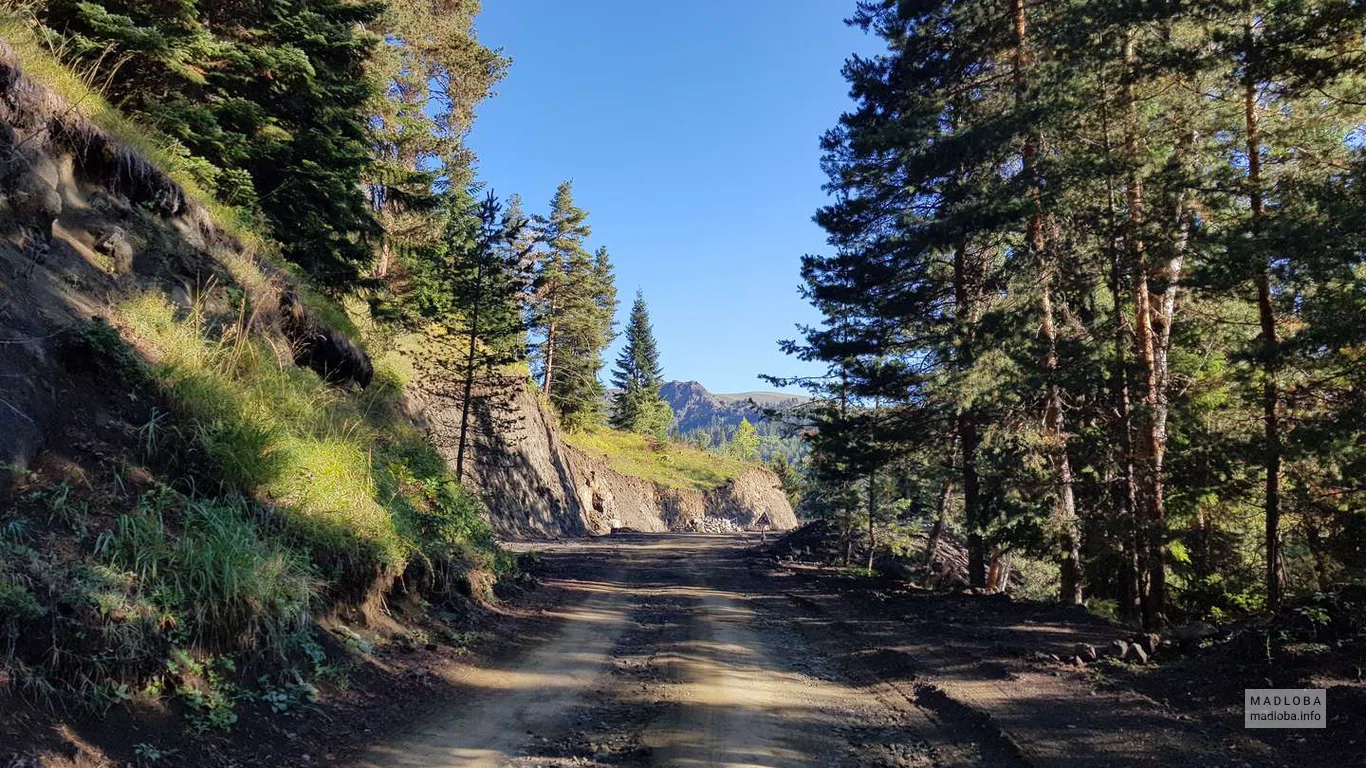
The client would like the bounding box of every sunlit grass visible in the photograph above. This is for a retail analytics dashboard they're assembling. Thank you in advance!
[0,8,265,249]
[117,294,490,572]
[563,427,750,492]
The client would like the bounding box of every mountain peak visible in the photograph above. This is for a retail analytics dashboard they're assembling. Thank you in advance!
[659,380,809,437]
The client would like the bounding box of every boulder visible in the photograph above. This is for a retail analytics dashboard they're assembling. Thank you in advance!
[1073,642,1098,663]
[1108,639,1129,659]
[94,224,133,272]
[1124,643,1150,665]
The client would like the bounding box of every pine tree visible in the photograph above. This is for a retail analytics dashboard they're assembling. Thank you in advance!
[610,291,671,437]
[780,0,1366,624]
[364,0,507,283]
[445,192,533,478]
[41,0,385,287]
[527,183,618,429]
[529,181,589,400]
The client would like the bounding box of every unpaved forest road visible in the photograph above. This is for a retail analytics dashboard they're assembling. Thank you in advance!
[354,535,1261,768]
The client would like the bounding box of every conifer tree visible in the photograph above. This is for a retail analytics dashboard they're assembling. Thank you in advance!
[784,0,1366,625]
[610,291,671,438]
[41,0,385,287]
[364,0,507,282]
[445,192,533,478]
[528,183,617,429]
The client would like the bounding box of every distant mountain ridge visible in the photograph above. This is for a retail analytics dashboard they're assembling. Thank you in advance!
[660,380,809,436]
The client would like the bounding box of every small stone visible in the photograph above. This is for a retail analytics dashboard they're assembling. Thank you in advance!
[1072,656,1086,667]
[1109,639,1129,658]
[1126,644,1150,664]
[1138,633,1161,655]
[1074,643,1098,662]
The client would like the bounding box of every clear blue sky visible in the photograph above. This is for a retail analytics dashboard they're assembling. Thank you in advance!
[467,1,880,394]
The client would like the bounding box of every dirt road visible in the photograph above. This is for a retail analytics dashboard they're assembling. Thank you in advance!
[352,535,1262,768]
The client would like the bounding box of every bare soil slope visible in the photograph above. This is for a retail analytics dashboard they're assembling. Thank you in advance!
[406,380,798,538]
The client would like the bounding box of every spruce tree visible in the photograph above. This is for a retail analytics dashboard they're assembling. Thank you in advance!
[610,291,671,438]
[41,0,384,287]
[445,192,533,477]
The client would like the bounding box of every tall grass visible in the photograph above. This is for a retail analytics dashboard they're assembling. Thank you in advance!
[117,294,494,579]
[564,427,751,492]
[101,492,315,651]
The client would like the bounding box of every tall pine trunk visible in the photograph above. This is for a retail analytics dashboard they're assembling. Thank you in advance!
[1122,30,1166,628]
[953,239,987,588]
[866,470,877,572]
[1098,61,1143,623]
[541,295,557,396]
[455,262,485,480]
[1013,0,1082,605]
[924,435,958,567]
[1243,5,1283,612]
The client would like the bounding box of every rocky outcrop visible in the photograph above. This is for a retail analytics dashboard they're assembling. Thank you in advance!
[406,376,799,538]
[280,290,373,389]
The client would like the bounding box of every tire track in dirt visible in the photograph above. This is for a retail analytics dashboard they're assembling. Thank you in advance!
[354,535,1241,768]
[353,548,637,768]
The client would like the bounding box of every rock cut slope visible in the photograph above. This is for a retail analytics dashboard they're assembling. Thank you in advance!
[407,378,799,538]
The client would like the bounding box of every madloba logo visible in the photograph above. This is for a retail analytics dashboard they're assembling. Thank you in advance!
[1248,694,1322,706]
[1245,688,1326,729]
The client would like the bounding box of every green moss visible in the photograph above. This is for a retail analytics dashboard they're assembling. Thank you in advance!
[563,427,751,492]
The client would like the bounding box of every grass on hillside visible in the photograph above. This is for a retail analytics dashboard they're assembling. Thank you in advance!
[0,14,515,727]
[563,427,751,492]
[0,8,264,247]
[117,294,498,575]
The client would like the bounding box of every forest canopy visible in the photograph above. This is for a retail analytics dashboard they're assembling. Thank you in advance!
[778,0,1366,628]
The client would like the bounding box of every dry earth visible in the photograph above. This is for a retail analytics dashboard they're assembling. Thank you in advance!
[347,534,1321,768]
[9,533,1358,767]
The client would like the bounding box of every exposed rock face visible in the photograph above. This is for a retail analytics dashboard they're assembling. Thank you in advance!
[280,290,373,389]
[660,379,808,434]
[407,377,799,538]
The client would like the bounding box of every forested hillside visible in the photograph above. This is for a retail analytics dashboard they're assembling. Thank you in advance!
[779,0,1366,628]
[0,0,777,752]
[5,0,1366,764]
